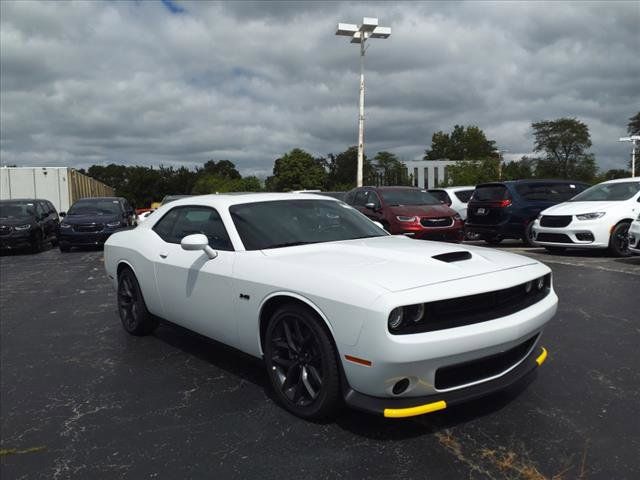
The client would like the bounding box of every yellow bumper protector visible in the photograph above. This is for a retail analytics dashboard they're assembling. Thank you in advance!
[536,347,548,366]
[384,400,447,418]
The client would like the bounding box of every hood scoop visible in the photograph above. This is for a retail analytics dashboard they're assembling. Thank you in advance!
[431,251,472,263]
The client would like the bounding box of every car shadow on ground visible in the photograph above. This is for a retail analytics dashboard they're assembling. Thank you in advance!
[151,318,534,439]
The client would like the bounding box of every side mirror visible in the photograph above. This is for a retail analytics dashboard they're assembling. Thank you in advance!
[59,212,66,217]
[181,233,218,259]
[365,202,377,211]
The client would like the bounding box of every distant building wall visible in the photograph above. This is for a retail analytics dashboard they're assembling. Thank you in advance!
[403,159,457,189]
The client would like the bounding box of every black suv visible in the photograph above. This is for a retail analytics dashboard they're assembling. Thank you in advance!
[465,179,589,246]
[58,197,135,252]
[0,199,60,253]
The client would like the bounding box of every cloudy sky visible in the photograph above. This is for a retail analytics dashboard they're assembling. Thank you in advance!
[1,0,638,177]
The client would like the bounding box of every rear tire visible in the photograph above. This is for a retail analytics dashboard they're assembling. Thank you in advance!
[484,236,502,245]
[608,221,631,257]
[264,303,341,420]
[117,268,158,336]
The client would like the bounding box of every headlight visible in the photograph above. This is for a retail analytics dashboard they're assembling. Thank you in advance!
[59,223,71,229]
[14,224,31,231]
[388,303,425,331]
[106,221,122,228]
[396,216,417,222]
[576,212,605,220]
[388,307,404,330]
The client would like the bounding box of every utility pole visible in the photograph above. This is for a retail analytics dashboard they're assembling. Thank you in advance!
[336,18,391,187]
[619,136,640,177]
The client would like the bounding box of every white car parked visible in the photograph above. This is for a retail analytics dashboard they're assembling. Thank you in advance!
[104,193,556,420]
[532,178,640,256]
[428,186,475,220]
[628,215,640,255]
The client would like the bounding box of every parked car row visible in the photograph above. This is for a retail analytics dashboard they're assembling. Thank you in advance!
[0,196,135,253]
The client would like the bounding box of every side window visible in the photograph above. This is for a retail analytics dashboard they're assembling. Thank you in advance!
[46,201,56,214]
[353,190,367,207]
[36,202,46,218]
[367,191,382,209]
[344,190,355,204]
[152,206,233,251]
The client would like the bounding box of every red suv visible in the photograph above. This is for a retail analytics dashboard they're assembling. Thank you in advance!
[345,186,464,242]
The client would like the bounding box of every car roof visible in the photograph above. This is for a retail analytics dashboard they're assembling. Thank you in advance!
[159,192,342,209]
[476,179,589,187]
[74,196,123,201]
[429,186,475,191]
[598,177,640,184]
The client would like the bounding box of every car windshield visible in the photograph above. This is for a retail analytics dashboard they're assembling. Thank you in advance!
[379,189,439,206]
[0,201,36,219]
[161,195,191,205]
[68,200,122,215]
[515,182,588,202]
[568,181,640,201]
[230,200,387,250]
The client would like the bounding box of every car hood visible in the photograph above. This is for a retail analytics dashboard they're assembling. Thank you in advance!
[541,201,625,215]
[63,214,120,224]
[388,204,455,217]
[261,236,537,292]
[0,217,35,226]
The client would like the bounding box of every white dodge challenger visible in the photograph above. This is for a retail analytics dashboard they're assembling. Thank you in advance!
[104,193,557,419]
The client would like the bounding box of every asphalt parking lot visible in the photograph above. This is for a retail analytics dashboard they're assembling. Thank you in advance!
[1,243,639,479]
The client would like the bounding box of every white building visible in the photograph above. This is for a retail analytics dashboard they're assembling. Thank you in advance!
[404,159,457,189]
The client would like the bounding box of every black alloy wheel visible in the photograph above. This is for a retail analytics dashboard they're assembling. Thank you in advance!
[609,222,631,257]
[117,268,157,336]
[264,304,341,419]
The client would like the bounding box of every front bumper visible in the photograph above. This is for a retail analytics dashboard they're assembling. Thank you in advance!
[345,346,547,417]
[531,219,610,248]
[58,229,116,246]
[0,232,34,249]
[395,221,464,242]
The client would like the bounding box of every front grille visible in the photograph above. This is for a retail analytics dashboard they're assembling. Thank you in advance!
[0,226,11,236]
[435,335,538,390]
[73,224,103,233]
[391,274,551,335]
[536,232,573,243]
[540,215,572,228]
[420,217,453,228]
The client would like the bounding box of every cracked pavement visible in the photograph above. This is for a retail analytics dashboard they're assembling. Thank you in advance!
[1,244,639,479]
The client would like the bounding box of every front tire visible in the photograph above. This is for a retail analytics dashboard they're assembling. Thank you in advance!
[264,304,341,420]
[117,268,157,336]
[522,222,536,247]
[609,221,631,257]
[30,231,44,253]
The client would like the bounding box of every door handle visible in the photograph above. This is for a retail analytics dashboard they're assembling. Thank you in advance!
[159,253,168,259]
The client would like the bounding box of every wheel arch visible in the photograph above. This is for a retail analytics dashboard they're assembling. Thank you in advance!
[257,292,336,357]
[116,260,137,278]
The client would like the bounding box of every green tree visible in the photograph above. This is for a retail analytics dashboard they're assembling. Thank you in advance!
[425,125,496,160]
[597,169,631,182]
[446,159,500,186]
[373,151,411,186]
[531,118,596,180]
[628,112,640,136]
[265,148,327,191]
[325,146,375,190]
[501,156,535,180]
[202,159,241,180]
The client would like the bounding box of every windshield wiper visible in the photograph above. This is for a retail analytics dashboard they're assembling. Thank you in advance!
[264,241,316,249]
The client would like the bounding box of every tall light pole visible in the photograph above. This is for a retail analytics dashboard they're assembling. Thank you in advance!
[619,135,640,178]
[336,17,391,187]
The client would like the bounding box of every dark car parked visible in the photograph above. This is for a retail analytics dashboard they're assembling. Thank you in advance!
[58,197,135,252]
[465,179,590,246]
[0,199,59,253]
[345,186,464,242]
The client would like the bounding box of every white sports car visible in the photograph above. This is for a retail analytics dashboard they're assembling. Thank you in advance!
[104,193,557,419]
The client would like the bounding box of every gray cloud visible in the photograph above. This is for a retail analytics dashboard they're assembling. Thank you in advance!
[1,0,638,178]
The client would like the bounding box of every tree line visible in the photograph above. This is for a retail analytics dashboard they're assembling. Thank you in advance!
[82,112,639,207]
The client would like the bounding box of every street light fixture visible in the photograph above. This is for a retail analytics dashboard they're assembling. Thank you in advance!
[336,17,391,187]
[619,136,640,178]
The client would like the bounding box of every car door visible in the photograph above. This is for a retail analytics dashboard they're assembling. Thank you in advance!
[151,205,237,346]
